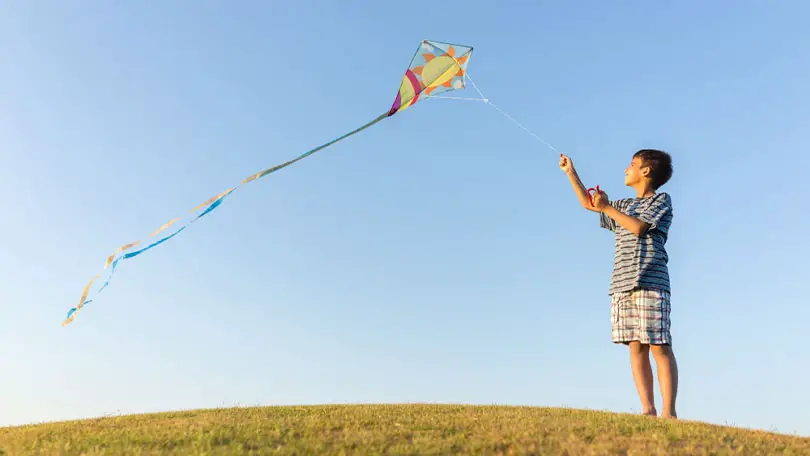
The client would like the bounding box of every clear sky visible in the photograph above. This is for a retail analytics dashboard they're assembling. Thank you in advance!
[2,1,809,436]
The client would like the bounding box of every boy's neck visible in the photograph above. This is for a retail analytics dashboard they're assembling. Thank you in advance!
[631,183,656,198]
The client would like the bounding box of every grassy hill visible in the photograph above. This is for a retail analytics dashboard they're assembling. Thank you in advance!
[1,404,808,455]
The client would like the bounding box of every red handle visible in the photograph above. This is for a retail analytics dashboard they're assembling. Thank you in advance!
[586,185,601,206]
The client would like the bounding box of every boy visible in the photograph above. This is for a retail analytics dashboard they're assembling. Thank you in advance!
[559,149,679,419]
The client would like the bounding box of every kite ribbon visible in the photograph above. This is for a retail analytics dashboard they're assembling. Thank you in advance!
[62,112,389,326]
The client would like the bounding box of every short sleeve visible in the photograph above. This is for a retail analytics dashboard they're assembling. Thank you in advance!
[638,193,673,234]
[599,199,622,232]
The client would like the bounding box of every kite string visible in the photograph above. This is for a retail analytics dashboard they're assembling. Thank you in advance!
[464,72,563,155]
[484,100,562,155]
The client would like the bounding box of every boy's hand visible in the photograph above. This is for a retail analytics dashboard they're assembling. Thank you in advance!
[559,154,574,174]
[592,189,609,210]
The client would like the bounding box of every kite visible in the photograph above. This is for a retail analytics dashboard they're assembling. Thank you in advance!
[62,40,478,326]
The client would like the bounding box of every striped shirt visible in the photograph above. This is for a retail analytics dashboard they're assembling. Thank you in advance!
[600,192,673,295]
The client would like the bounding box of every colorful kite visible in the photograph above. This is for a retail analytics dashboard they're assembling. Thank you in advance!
[62,40,476,326]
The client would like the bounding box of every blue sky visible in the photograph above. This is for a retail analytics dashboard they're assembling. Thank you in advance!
[2,0,809,436]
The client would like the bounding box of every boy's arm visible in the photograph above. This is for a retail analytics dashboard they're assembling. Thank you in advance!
[565,169,599,212]
[600,204,650,236]
[599,192,672,237]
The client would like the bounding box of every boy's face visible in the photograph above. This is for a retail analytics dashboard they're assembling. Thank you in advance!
[624,157,649,186]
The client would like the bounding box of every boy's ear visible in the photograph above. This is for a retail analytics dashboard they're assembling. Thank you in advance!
[641,166,651,177]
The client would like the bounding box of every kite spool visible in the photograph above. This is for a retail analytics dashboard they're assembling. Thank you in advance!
[587,185,602,207]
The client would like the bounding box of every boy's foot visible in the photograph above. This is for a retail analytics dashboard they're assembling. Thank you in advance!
[642,408,657,417]
[661,412,678,419]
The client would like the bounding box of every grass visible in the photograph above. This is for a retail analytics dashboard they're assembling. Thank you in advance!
[1,404,808,455]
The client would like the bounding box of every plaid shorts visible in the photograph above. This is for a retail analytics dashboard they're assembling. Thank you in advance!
[610,288,672,345]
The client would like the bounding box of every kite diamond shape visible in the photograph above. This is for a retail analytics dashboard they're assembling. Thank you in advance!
[389,40,474,116]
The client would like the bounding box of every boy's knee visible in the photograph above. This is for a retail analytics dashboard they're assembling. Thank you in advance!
[628,341,650,354]
[650,344,673,356]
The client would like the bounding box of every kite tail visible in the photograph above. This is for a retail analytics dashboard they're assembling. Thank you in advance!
[63,112,389,326]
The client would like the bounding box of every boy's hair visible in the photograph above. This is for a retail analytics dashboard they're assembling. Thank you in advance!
[634,149,673,190]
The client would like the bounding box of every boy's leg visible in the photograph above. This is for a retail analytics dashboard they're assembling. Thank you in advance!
[628,341,656,416]
[650,344,678,418]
